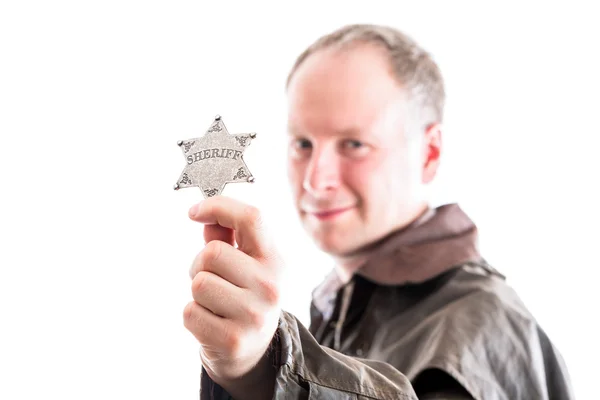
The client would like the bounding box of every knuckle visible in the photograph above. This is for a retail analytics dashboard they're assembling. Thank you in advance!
[243,204,262,228]
[183,301,196,325]
[182,302,214,346]
[258,279,280,305]
[202,240,222,265]
[191,271,210,294]
[223,325,241,354]
[246,307,265,327]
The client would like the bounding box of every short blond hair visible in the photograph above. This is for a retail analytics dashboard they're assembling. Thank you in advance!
[286,24,445,131]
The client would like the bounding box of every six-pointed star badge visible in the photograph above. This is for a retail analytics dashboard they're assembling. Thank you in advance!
[174,115,256,198]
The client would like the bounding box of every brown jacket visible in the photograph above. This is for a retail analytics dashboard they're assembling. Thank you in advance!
[200,204,575,399]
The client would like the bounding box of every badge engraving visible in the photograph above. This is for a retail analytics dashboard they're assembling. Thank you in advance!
[174,115,256,198]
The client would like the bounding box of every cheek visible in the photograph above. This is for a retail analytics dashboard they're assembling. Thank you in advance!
[341,158,381,200]
[343,153,407,207]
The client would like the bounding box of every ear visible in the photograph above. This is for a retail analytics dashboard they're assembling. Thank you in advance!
[421,122,442,184]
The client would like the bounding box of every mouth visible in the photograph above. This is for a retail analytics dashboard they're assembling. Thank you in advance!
[305,206,354,221]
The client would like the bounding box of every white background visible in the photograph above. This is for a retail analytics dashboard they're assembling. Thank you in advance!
[1,1,598,399]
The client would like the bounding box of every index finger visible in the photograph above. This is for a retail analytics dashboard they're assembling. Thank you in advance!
[188,196,271,259]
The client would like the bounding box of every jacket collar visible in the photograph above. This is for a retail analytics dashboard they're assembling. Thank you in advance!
[312,203,484,314]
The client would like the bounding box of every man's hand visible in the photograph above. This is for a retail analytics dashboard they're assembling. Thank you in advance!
[183,196,283,399]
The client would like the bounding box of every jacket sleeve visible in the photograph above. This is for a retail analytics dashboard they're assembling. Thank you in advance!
[418,393,474,400]
[200,310,418,399]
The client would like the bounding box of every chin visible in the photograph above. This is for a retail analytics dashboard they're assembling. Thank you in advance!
[306,228,352,255]
[300,209,361,254]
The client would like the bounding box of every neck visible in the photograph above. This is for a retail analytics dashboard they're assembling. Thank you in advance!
[332,203,432,283]
[311,202,483,316]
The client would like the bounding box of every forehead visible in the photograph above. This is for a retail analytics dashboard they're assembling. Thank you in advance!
[286,43,408,137]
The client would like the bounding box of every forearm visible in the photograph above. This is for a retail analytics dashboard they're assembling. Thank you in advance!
[200,310,417,399]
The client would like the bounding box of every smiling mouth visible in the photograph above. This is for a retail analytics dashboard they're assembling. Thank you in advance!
[307,207,354,221]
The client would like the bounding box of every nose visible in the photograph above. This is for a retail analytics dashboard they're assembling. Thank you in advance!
[302,145,340,195]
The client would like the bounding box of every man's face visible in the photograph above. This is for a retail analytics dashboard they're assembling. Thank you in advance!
[286,44,432,256]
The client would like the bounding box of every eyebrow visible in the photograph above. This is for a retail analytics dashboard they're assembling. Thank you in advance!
[287,125,365,138]
[335,127,363,137]
[286,125,299,135]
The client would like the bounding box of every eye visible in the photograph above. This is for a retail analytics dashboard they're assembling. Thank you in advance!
[288,138,312,159]
[343,140,364,149]
[295,138,312,149]
[340,139,370,158]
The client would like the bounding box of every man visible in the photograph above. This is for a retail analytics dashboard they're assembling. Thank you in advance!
[183,24,574,399]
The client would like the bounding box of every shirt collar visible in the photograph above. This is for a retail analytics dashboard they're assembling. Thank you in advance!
[311,203,484,314]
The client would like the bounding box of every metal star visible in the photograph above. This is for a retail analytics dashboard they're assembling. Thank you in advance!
[174,115,256,198]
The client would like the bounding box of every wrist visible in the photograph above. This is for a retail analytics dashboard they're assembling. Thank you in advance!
[213,330,281,400]
[219,352,278,400]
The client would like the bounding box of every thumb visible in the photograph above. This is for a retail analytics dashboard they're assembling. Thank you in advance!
[204,224,235,246]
